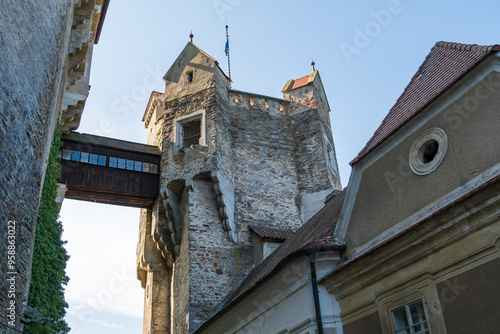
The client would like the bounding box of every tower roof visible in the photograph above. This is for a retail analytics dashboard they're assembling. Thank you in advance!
[350,41,500,166]
[281,70,318,92]
[163,42,231,83]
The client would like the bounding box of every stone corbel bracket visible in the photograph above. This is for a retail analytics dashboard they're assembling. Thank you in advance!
[211,171,238,242]
[155,187,182,262]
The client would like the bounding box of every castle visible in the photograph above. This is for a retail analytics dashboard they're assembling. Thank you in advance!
[1,2,499,333]
[136,42,342,333]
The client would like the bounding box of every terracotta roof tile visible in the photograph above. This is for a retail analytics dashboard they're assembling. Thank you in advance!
[350,41,500,166]
[288,74,311,90]
[248,225,295,241]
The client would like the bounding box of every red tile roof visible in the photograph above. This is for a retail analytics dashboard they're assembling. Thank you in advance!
[282,71,318,92]
[350,41,500,166]
[229,190,346,303]
[249,225,295,241]
[195,190,346,332]
[288,74,311,90]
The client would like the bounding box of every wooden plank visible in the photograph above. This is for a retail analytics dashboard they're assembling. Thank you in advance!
[60,161,159,197]
[65,185,155,208]
[62,132,161,156]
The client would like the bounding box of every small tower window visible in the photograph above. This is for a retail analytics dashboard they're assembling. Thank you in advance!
[182,119,201,148]
[187,71,194,83]
[174,109,207,154]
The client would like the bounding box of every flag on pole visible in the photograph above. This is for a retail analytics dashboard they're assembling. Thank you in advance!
[225,25,231,82]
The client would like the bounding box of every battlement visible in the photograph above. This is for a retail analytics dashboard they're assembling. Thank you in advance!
[229,89,290,115]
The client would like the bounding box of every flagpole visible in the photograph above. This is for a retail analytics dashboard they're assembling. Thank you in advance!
[225,24,231,87]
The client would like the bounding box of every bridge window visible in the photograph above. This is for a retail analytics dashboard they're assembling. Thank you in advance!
[71,151,80,162]
[60,148,159,174]
[98,156,106,166]
[89,154,98,164]
[81,152,89,163]
[62,149,71,160]
[118,158,126,169]
[109,157,118,168]
[149,164,158,174]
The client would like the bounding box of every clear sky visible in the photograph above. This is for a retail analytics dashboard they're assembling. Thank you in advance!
[59,0,499,332]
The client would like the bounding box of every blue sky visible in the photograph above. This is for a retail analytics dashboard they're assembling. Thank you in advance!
[59,1,500,332]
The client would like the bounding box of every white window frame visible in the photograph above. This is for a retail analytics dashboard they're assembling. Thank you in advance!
[173,109,206,154]
[390,299,430,334]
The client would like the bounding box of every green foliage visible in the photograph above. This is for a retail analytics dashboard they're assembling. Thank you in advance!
[26,125,70,334]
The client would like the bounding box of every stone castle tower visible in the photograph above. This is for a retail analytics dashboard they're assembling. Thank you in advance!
[136,42,341,333]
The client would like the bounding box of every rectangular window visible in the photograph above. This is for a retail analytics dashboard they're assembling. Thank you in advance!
[118,158,126,169]
[98,155,106,166]
[109,157,118,168]
[134,161,142,171]
[174,109,206,154]
[71,151,80,162]
[126,160,134,170]
[391,300,429,334]
[150,164,158,174]
[62,149,71,160]
[80,152,89,163]
[182,120,201,148]
[89,154,98,165]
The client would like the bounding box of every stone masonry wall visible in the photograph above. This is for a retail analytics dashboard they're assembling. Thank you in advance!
[187,180,253,330]
[141,45,341,332]
[159,88,218,182]
[229,93,302,238]
[292,109,337,194]
[0,0,73,330]
[172,188,190,334]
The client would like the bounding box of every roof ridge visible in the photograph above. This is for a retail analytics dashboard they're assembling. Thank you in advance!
[189,42,218,64]
[434,41,500,53]
[350,40,498,166]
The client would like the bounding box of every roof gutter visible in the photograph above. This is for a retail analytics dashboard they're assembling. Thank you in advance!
[309,253,324,334]
[94,0,110,44]
[193,244,346,333]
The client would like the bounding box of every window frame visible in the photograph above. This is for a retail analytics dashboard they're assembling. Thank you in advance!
[390,299,430,334]
[173,109,206,154]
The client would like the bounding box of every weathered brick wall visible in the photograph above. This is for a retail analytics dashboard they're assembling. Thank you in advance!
[0,0,73,330]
